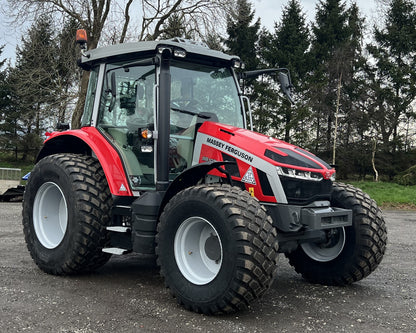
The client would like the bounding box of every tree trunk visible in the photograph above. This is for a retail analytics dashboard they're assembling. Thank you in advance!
[372,138,379,182]
[71,35,97,129]
[71,71,90,129]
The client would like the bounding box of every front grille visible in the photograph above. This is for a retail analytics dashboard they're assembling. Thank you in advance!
[279,177,332,205]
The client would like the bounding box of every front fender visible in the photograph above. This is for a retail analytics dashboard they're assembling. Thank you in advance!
[161,161,234,212]
[37,127,132,196]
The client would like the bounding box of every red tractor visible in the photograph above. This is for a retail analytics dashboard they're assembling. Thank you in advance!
[22,32,387,314]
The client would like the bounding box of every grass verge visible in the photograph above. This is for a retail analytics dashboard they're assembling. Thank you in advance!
[0,153,34,184]
[346,181,416,210]
[1,153,415,211]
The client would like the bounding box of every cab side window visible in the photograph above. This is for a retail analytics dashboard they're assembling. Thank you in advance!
[98,63,156,189]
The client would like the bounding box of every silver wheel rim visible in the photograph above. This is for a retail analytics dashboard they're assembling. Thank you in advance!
[174,217,223,285]
[301,227,346,262]
[33,182,68,249]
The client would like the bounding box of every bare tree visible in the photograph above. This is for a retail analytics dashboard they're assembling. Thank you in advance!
[6,0,112,128]
[6,0,232,128]
[137,0,230,41]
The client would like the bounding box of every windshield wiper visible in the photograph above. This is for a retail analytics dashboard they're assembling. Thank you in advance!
[170,107,210,119]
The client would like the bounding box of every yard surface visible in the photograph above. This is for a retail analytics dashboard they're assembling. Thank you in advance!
[0,202,415,332]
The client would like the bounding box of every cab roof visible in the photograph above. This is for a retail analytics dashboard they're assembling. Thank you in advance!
[79,38,240,67]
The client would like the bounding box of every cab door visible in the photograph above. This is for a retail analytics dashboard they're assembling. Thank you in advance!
[97,63,156,191]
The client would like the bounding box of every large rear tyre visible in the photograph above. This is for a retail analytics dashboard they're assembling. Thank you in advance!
[22,154,112,275]
[156,184,279,314]
[286,182,387,285]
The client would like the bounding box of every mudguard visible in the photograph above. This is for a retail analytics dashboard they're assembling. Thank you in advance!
[37,127,133,196]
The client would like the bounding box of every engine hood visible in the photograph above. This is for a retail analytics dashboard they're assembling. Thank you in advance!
[196,121,335,180]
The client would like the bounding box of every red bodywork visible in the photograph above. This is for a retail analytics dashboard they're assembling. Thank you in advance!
[43,127,133,196]
[42,122,334,202]
[195,122,335,203]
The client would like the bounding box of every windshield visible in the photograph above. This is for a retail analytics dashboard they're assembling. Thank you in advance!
[170,61,244,132]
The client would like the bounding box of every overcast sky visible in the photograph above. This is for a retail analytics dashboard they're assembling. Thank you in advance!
[0,0,385,65]
[254,0,382,30]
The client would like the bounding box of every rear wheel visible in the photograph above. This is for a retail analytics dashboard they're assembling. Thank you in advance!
[156,184,279,314]
[286,182,387,285]
[22,154,112,275]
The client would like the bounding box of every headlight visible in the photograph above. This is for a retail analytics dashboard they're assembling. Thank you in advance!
[276,166,323,181]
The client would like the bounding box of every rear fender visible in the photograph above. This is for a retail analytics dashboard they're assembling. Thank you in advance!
[37,127,132,196]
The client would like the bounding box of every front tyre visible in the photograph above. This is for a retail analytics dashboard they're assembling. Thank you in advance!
[22,154,112,275]
[286,182,387,286]
[156,185,279,314]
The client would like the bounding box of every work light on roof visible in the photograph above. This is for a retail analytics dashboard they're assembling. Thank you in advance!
[173,49,187,58]
[232,59,245,69]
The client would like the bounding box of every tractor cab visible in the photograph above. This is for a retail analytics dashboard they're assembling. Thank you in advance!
[78,38,246,192]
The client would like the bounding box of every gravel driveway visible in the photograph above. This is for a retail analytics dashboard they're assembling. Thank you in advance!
[0,202,415,332]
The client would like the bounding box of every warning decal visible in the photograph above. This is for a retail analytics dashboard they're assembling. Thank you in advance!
[241,166,256,185]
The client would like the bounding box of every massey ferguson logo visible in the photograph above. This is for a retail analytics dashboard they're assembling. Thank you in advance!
[206,137,254,163]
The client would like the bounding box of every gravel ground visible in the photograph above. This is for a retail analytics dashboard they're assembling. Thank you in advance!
[0,202,415,332]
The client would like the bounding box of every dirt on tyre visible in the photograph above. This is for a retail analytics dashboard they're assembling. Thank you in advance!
[156,184,279,314]
[22,154,112,275]
[286,182,387,285]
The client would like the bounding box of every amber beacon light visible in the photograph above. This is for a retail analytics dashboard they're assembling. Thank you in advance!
[76,29,88,48]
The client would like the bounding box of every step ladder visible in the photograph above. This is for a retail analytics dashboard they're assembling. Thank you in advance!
[102,226,131,255]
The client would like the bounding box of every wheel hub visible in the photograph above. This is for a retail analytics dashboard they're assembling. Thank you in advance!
[301,227,346,262]
[33,182,68,249]
[174,217,223,285]
[204,234,221,262]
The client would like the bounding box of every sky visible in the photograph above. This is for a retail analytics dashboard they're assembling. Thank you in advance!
[253,0,382,30]
[0,0,384,65]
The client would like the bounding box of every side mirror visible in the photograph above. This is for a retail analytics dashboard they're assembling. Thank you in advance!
[239,68,295,104]
[278,72,294,104]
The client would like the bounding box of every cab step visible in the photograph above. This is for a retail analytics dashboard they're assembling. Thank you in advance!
[104,226,132,254]
[106,226,131,232]
[102,247,130,255]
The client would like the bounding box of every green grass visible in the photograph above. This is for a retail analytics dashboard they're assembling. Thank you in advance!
[0,153,34,184]
[346,181,416,209]
[1,151,414,210]
[0,160,34,177]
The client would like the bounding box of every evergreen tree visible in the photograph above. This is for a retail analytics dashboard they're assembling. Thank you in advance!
[307,0,357,155]
[16,15,57,123]
[366,0,416,156]
[0,46,5,68]
[54,18,80,124]
[224,0,261,131]
[224,0,260,71]
[0,46,8,112]
[7,16,57,160]
[0,47,14,151]
[258,0,310,142]
[203,32,223,51]
[159,13,192,40]
[334,3,371,177]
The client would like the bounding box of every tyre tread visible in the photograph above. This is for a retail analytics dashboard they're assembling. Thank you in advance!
[156,184,279,314]
[286,182,387,286]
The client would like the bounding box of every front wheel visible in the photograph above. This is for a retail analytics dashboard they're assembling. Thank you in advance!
[286,182,387,286]
[156,185,279,314]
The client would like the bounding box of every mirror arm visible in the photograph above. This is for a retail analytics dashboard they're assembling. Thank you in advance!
[238,68,280,80]
[239,68,294,104]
